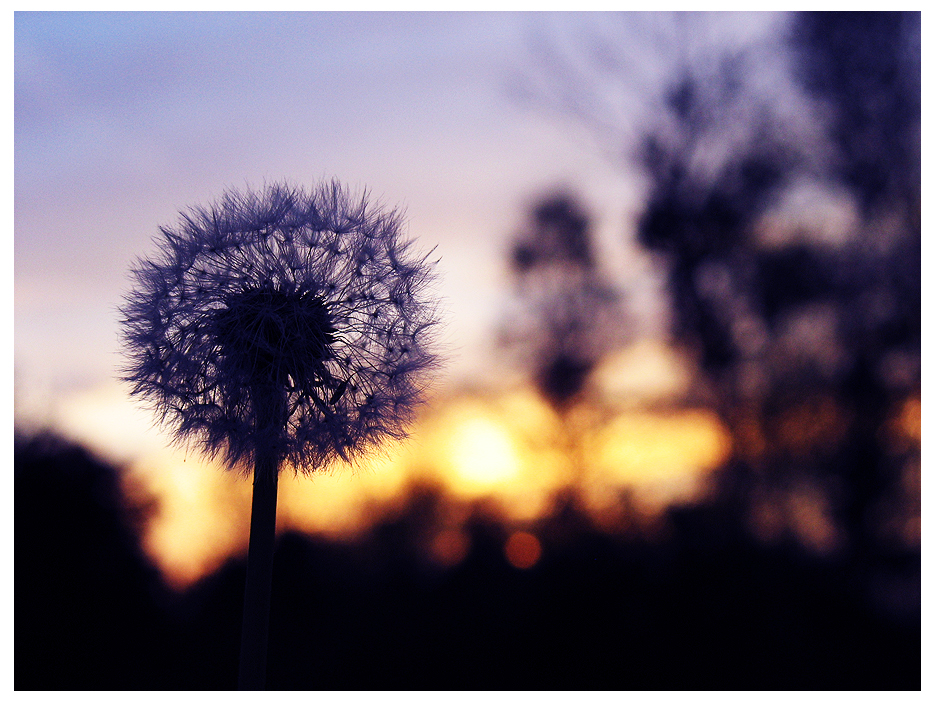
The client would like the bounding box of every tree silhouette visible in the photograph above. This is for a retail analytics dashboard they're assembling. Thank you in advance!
[519,12,920,560]
[635,12,920,559]
[497,190,630,496]
[15,432,173,689]
[501,191,623,412]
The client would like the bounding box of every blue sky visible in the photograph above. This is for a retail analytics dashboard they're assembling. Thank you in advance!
[14,11,786,461]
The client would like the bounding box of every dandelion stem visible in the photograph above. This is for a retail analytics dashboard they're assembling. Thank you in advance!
[120,181,440,689]
[237,451,279,690]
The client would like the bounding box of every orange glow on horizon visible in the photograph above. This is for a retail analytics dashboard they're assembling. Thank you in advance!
[128,450,253,590]
[417,392,571,521]
[448,415,521,490]
[126,388,733,589]
[593,409,731,484]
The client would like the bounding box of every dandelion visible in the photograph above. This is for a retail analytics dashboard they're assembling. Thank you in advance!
[119,180,440,689]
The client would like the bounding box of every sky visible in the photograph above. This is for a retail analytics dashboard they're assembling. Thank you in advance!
[14,11,794,585]
[15,12,645,433]
[14,10,791,435]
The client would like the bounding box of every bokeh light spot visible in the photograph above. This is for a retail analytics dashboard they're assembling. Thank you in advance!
[505,531,542,569]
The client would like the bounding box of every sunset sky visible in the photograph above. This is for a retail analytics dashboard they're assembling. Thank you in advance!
[13,16,921,693]
[15,11,791,585]
[15,10,788,432]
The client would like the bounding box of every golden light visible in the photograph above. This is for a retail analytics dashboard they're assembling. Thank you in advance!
[449,414,520,489]
[419,392,570,520]
[277,446,411,538]
[589,409,732,511]
[128,450,252,590]
[53,382,256,589]
[121,387,735,587]
[594,410,730,480]
[47,354,738,589]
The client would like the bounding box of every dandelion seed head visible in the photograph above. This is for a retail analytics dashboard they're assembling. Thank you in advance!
[120,181,441,476]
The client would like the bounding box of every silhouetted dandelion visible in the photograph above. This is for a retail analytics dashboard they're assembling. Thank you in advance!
[119,180,441,689]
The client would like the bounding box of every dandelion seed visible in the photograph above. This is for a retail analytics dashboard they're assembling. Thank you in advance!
[118,180,441,689]
[119,180,440,477]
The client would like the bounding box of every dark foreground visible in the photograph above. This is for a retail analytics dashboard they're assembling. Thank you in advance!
[15,433,920,690]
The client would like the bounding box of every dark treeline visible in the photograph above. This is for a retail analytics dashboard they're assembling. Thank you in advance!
[508,10,920,579]
[634,11,920,566]
[15,432,919,690]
